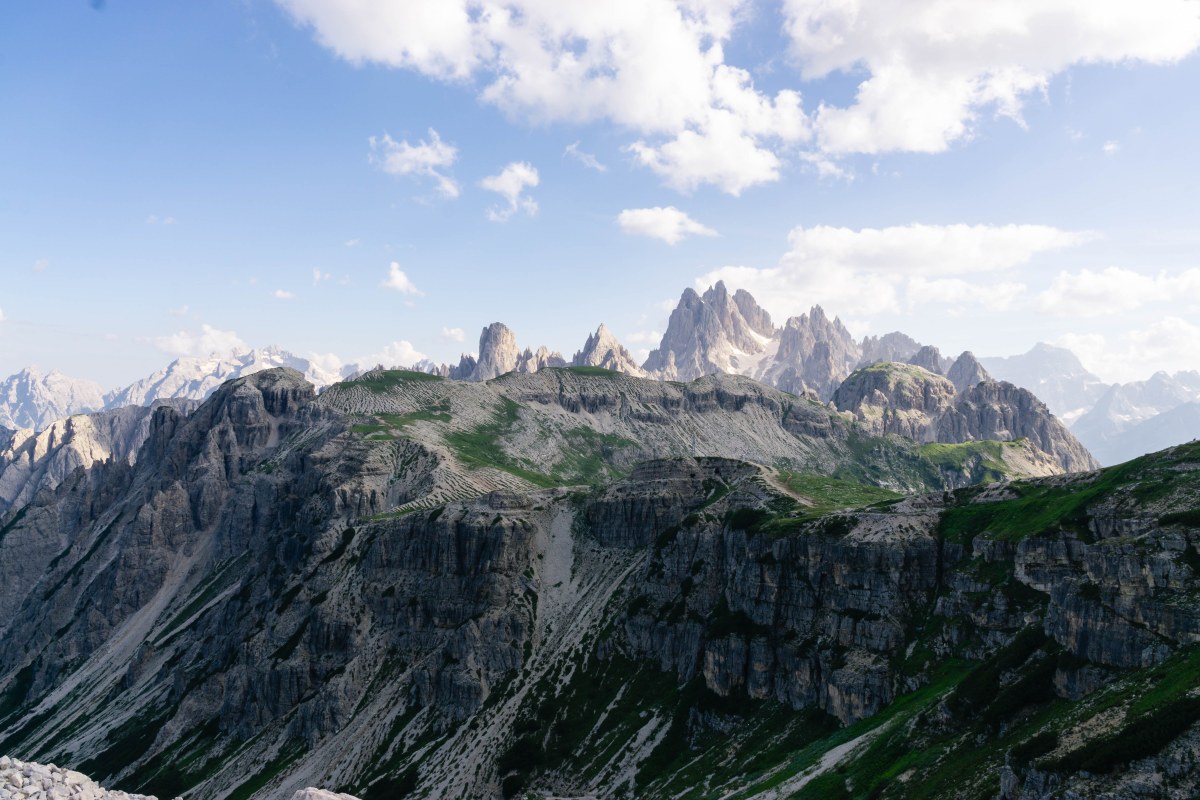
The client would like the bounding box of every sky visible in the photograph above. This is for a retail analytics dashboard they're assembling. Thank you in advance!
[2,0,1200,388]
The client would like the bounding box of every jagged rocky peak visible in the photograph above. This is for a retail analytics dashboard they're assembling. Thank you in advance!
[907,345,945,375]
[643,281,776,381]
[104,346,349,411]
[0,366,106,430]
[732,287,775,338]
[762,305,861,400]
[519,345,567,373]
[946,351,990,392]
[572,324,646,375]
[859,331,922,366]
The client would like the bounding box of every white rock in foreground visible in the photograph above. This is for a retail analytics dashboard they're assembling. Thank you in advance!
[0,756,159,800]
[0,756,361,800]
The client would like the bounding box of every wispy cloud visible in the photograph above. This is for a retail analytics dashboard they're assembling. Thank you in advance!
[381,262,422,294]
[480,162,539,221]
[369,128,460,198]
[441,326,465,342]
[617,206,716,245]
[564,142,606,172]
[1038,267,1200,317]
[273,289,297,300]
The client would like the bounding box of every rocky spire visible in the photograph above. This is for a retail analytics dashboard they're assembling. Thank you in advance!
[572,324,646,375]
[946,351,991,392]
[907,345,945,375]
[759,305,861,400]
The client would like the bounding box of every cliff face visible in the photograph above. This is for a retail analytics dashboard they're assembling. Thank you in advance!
[0,369,1194,800]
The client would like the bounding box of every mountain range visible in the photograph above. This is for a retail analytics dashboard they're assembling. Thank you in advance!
[0,365,1197,799]
[2,282,1196,466]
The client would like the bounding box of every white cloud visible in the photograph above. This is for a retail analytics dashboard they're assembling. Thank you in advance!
[701,262,901,317]
[169,304,190,317]
[312,268,332,284]
[1102,140,1120,156]
[1059,317,1200,383]
[355,340,428,369]
[628,106,794,195]
[276,0,1200,189]
[276,0,811,194]
[906,277,1026,312]
[564,142,607,172]
[480,161,539,221]
[784,0,1200,155]
[273,289,297,300]
[1038,267,1200,317]
[154,324,248,358]
[32,259,48,272]
[0,307,6,323]
[369,128,460,198]
[344,238,360,247]
[441,326,465,342]
[145,214,176,225]
[617,206,717,245]
[699,222,1086,318]
[381,262,422,294]
[307,351,346,375]
[783,223,1088,276]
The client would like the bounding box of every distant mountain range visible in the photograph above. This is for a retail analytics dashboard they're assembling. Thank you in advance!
[2,282,1196,465]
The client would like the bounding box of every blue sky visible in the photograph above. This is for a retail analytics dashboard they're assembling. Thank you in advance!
[2,0,1200,387]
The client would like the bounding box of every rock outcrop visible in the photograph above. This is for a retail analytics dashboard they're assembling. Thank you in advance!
[939,380,1100,472]
[859,331,922,366]
[833,363,958,441]
[834,363,1100,472]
